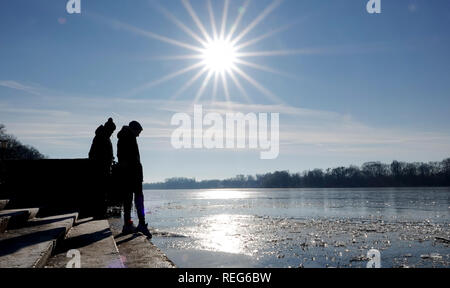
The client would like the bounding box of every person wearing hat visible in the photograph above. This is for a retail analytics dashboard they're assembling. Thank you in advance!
[89,118,117,218]
[89,118,116,171]
[117,121,152,238]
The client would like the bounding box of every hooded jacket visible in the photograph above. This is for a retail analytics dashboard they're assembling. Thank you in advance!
[117,126,143,183]
[89,125,114,173]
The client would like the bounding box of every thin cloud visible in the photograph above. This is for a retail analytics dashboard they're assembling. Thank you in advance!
[2,82,449,161]
[0,106,72,118]
[0,80,42,96]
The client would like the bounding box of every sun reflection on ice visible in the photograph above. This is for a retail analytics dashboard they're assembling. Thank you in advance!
[195,189,252,200]
[195,214,251,255]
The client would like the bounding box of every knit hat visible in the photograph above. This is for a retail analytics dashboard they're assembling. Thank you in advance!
[129,121,143,132]
[104,118,116,131]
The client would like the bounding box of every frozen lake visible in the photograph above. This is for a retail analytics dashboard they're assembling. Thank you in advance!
[136,187,450,268]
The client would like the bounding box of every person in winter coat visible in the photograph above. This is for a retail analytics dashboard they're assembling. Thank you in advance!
[117,121,152,238]
[89,118,116,174]
[88,118,116,218]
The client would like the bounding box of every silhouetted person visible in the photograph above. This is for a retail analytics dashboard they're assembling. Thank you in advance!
[89,118,116,172]
[89,118,116,218]
[117,121,152,238]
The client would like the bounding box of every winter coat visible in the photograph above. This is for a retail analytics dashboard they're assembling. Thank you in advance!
[89,125,114,174]
[117,126,143,183]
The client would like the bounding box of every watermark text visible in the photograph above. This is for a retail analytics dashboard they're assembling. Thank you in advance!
[66,0,81,14]
[171,105,280,160]
[367,0,381,14]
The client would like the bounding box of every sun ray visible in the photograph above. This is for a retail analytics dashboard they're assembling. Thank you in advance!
[171,66,209,101]
[226,0,251,42]
[227,69,252,104]
[220,72,231,104]
[154,2,208,47]
[182,0,213,42]
[220,0,230,39]
[212,72,220,105]
[231,64,282,104]
[232,0,283,45]
[100,15,204,53]
[231,0,283,46]
[127,62,204,97]
[234,21,295,50]
[234,58,293,78]
[236,49,317,57]
[150,54,204,61]
[207,0,219,40]
[193,70,214,104]
[110,0,298,106]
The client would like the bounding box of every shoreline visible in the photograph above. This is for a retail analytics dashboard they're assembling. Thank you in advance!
[108,217,176,268]
[143,186,450,191]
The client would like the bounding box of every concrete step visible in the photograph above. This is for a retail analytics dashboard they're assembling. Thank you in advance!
[0,208,39,230]
[45,219,124,268]
[108,218,176,268]
[0,216,10,234]
[0,200,9,211]
[0,213,78,268]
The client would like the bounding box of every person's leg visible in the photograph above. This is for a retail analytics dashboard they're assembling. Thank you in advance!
[134,182,146,225]
[96,173,108,219]
[123,188,133,224]
[134,182,152,238]
[122,182,136,234]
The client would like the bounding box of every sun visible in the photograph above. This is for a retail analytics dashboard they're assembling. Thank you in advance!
[202,38,238,73]
[122,0,291,104]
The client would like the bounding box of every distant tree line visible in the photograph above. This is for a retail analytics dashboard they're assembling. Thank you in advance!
[144,158,450,189]
[1,123,449,189]
[0,124,45,161]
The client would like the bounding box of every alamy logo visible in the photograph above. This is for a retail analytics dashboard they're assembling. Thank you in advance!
[66,249,81,268]
[66,0,81,14]
[367,0,381,14]
[171,105,280,160]
[367,249,381,268]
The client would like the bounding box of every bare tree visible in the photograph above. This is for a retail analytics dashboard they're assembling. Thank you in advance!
[0,124,45,160]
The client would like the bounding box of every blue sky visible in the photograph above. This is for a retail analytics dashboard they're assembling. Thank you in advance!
[1,0,450,182]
